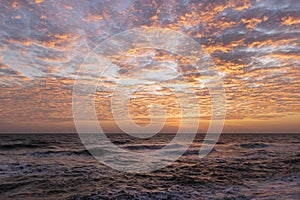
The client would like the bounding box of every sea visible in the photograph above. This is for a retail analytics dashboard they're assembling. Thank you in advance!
[0,133,299,200]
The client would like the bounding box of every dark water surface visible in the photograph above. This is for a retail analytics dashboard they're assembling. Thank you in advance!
[0,133,299,199]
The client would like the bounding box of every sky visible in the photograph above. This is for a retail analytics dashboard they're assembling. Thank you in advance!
[0,0,299,133]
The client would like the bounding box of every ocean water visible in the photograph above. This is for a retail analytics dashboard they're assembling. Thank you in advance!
[0,133,299,200]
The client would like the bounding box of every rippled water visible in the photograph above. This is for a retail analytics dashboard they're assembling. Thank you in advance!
[0,133,299,199]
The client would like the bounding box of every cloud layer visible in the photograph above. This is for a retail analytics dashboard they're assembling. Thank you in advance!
[0,0,299,132]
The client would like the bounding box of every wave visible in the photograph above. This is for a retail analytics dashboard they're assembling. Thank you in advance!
[26,150,91,157]
[283,154,300,165]
[123,145,165,151]
[240,143,269,149]
[0,143,44,150]
[183,148,216,156]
